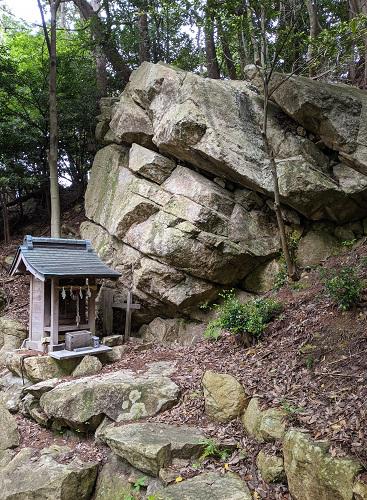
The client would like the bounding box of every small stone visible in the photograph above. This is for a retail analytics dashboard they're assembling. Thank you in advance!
[297,231,339,267]
[72,356,103,377]
[39,366,179,431]
[99,345,128,364]
[242,399,286,442]
[213,177,226,188]
[334,226,355,242]
[259,408,287,441]
[243,259,281,293]
[242,398,263,440]
[21,394,50,427]
[256,450,285,483]
[101,335,123,347]
[202,370,248,422]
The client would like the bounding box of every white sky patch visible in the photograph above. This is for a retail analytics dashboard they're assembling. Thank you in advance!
[1,0,47,24]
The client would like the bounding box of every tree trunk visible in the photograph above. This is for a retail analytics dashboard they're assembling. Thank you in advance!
[262,80,297,280]
[38,0,61,237]
[73,0,132,86]
[59,1,66,28]
[204,3,220,79]
[205,17,220,80]
[217,17,237,79]
[306,0,321,77]
[1,192,10,244]
[91,0,108,97]
[138,3,151,64]
[49,0,61,238]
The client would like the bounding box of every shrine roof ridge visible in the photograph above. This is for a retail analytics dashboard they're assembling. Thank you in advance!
[9,235,121,280]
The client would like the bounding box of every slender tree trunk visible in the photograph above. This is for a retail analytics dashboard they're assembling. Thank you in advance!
[49,0,61,237]
[217,17,237,79]
[73,0,132,86]
[91,0,108,96]
[59,1,66,28]
[38,0,61,237]
[1,192,10,244]
[262,80,297,280]
[204,5,220,79]
[137,1,151,64]
[306,0,321,77]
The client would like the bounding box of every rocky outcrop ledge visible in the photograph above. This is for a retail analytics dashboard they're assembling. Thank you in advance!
[82,62,367,324]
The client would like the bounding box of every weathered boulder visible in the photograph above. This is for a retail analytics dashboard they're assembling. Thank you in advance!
[243,258,281,292]
[246,67,367,183]
[94,454,135,500]
[0,318,27,366]
[0,446,98,500]
[6,352,77,383]
[297,230,339,267]
[24,378,60,399]
[23,355,77,383]
[39,363,180,431]
[0,402,19,450]
[0,372,31,412]
[102,422,205,476]
[139,317,205,345]
[87,61,367,324]
[156,472,252,499]
[242,398,286,442]
[72,355,103,377]
[283,429,361,500]
[21,393,50,427]
[202,370,248,422]
[101,335,123,347]
[256,450,285,483]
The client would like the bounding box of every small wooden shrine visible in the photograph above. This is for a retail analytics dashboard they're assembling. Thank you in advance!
[10,235,121,357]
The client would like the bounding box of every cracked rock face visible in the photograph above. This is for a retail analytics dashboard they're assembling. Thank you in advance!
[82,142,279,322]
[84,62,367,323]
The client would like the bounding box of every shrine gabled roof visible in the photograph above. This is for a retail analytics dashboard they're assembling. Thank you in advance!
[9,235,121,281]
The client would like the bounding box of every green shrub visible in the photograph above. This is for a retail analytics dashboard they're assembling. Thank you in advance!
[323,266,363,310]
[204,291,282,342]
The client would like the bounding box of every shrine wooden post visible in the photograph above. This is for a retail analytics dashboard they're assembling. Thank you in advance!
[112,291,141,341]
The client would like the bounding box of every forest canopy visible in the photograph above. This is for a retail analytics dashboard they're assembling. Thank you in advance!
[0,0,367,240]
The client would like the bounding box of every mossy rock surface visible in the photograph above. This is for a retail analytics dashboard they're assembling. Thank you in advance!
[283,429,362,500]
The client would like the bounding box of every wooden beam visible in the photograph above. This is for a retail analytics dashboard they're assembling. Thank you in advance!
[88,278,96,334]
[113,301,141,310]
[102,288,114,336]
[124,291,133,343]
[50,278,59,350]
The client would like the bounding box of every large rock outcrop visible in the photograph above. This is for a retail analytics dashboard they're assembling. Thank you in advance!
[0,446,98,500]
[83,62,367,325]
[39,362,179,431]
